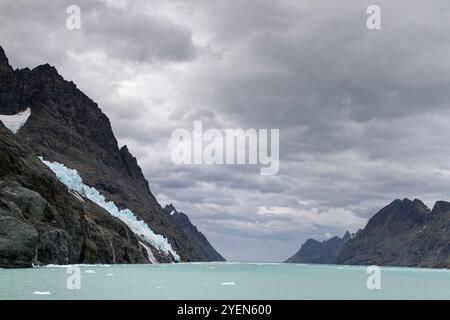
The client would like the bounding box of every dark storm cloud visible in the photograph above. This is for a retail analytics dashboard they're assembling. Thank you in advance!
[2,0,450,261]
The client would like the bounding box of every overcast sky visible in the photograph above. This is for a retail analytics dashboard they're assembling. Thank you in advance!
[1,0,450,262]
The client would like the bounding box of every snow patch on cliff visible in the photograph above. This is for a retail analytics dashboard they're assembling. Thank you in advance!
[0,108,31,134]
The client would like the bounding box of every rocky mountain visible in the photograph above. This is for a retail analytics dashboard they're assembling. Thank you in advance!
[337,198,450,268]
[164,204,225,262]
[0,45,212,266]
[0,121,151,267]
[285,231,353,264]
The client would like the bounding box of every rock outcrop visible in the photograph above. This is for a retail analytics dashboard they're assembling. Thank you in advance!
[285,231,353,264]
[164,204,225,262]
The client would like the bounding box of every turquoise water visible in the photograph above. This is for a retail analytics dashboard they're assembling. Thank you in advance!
[1,262,450,300]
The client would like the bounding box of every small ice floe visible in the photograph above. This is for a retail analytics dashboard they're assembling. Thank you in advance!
[106,273,114,276]
[156,286,163,289]
[79,264,110,267]
[43,264,110,268]
[85,270,96,274]
[43,264,68,268]
[208,266,216,269]
[220,282,236,286]
[0,108,31,134]
[33,291,51,295]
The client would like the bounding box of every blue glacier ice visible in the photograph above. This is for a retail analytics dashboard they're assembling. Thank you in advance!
[38,157,180,261]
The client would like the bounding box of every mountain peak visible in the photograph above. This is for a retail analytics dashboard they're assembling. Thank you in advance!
[342,230,352,241]
[32,63,60,78]
[164,204,178,216]
[164,205,225,261]
[285,232,350,264]
[0,45,13,73]
[430,200,450,217]
[364,197,430,234]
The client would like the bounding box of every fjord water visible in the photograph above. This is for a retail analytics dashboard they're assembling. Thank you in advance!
[1,263,449,300]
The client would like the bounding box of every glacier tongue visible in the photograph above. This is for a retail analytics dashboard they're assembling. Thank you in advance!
[38,157,181,262]
[0,108,31,134]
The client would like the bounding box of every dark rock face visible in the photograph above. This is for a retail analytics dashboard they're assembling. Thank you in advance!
[0,215,38,268]
[0,45,204,262]
[0,122,149,267]
[337,198,450,268]
[285,231,353,264]
[164,204,225,262]
[287,198,450,268]
[0,46,26,115]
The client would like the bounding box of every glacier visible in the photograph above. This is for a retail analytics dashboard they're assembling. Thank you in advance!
[0,108,31,134]
[38,157,181,262]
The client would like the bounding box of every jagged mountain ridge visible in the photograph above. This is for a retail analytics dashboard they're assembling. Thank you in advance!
[164,204,225,262]
[0,45,218,263]
[337,198,450,268]
[285,231,353,264]
[286,197,450,268]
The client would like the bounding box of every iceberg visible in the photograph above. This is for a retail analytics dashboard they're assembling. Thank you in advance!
[39,157,180,261]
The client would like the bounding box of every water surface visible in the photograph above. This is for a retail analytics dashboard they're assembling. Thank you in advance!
[1,262,449,299]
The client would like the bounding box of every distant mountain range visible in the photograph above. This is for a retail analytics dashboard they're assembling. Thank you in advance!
[285,231,354,264]
[287,198,450,268]
[0,45,224,267]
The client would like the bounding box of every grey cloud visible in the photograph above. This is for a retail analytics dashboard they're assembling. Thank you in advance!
[84,7,196,63]
[0,0,196,67]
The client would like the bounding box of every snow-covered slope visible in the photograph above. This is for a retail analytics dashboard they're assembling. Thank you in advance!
[0,108,31,134]
[39,157,180,262]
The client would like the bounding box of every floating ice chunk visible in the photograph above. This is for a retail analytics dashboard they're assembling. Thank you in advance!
[33,291,51,295]
[39,157,180,261]
[42,264,110,268]
[106,274,114,276]
[0,108,31,134]
[221,282,236,286]
[85,270,96,274]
